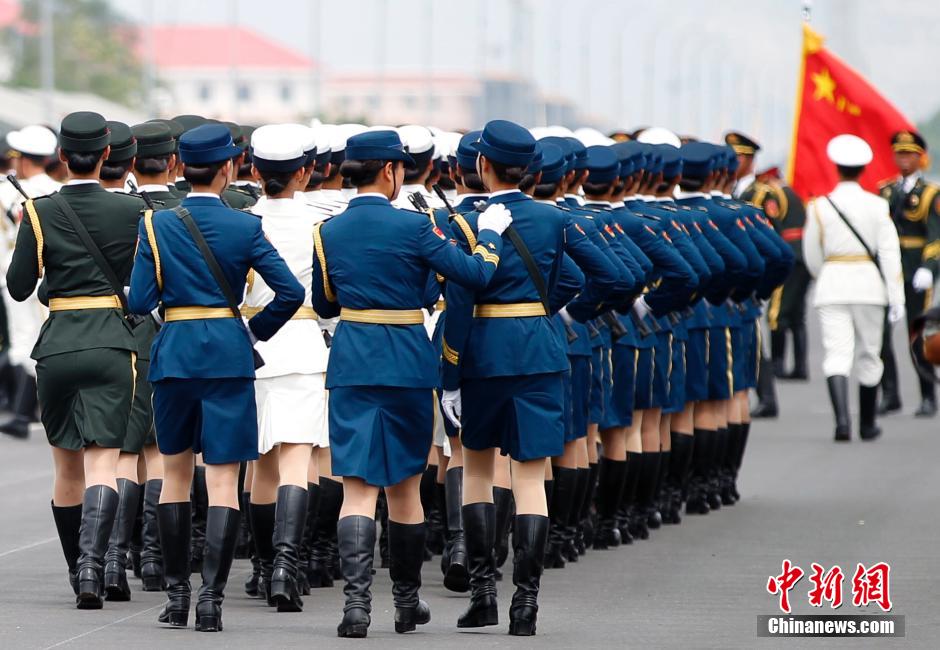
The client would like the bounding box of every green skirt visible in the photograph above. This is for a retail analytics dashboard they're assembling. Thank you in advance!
[125,357,155,452]
[37,348,135,450]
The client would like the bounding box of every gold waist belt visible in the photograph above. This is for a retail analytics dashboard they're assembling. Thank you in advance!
[48,295,122,311]
[473,302,547,318]
[435,299,446,312]
[899,236,926,249]
[164,307,235,322]
[824,255,871,263]
[340,308,425,325]
[241,305,318,320]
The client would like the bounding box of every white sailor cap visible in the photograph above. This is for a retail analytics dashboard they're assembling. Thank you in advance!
[397,124,435,156]
[313,124,333,156]
[250,124,307,172]
[331,123,367,154]
[636,126,682,148]
[6,124,58,157]
[827,134,873,166]
[573,127,614,147]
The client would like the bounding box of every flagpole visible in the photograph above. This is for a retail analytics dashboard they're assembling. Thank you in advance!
[786,2,813,186]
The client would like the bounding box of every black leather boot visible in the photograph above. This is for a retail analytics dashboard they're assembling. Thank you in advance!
[389,521,431,633]
[129,486,143,579]
[0,365,35,439]
[635,452,661,535]
[140,479,165,591]
[546,467,577,567]
[508,514,549,636]
[377,490,391,566]
[751,358,779,418]
[579,462,598,549]
[191,466,208,574]
[878,324,902,415]
[235,489,252,560]
[617,453,640,542]
[298,482,318,595]
[827,375,851,442]
[51,501,82,595]
[730,422,749,501]
[309,477,342,588]
[787,323,809,380]
[859,384,882,441]
[420,466,444,556]
[770,329,787,378]
[457,502,499,628]
[541,479,553,560]
[194,506,241,632]
[336,515,375,638]
[592,457,626,549]
[704,430,723,511]
[157,502,192,627]
[104,478,141,601]
[720,425,741,505]
[76,485,119,609]
[249,502,276,606]
[666,431,694,524]
[442,468,469,592]
[270,485,308,612]
[240,490,259,597]
[686,429,712,515]
[566,467,589,560]
[492,487,513,579]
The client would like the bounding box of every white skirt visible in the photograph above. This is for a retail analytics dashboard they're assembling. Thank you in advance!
[256,372,329,454]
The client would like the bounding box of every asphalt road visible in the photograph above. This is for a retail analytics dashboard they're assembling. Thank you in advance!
[0,317,937,649]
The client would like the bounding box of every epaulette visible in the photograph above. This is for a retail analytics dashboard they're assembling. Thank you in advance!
[638,213,661,222]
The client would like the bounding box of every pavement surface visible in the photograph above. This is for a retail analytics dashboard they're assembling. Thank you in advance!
[0,317,937,649]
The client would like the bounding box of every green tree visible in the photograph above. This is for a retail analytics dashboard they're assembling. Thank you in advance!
[5,0,142,106]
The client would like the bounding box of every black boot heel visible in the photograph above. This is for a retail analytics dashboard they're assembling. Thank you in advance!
[395,600,431,633]
[508,605,538,636]
[194,601,222,632]
[270,567,303,612]
[337,607,370,638]
[76,568,103,609]
[458,594,499,627]
[158,587,191,628]
[141,572,164,591]
[104,560,131,601]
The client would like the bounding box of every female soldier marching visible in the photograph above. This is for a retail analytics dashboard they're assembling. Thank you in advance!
[310,129,512,638]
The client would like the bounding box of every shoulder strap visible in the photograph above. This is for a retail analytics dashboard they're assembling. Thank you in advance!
[505,225,550,314]
[49,193,129,312]
[172,206,242,318]
[824,195,885,283]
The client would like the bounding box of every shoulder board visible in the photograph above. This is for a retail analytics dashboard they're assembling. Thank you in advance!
[878,182,893,196]
[659,204,677,212]
[639,213,661,222]
[554,204,572,212]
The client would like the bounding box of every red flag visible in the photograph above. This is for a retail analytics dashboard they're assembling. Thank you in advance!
[787,23,915,200]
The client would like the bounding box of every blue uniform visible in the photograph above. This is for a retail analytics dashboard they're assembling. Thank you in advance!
[443,190,619,460]
[129,195,304,463]
[310,194,504,486]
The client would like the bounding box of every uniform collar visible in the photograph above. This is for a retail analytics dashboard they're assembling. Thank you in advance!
[137,184,171,194]
[182,194,225,206]
[901,171,922,193]
[349,193,391,207]
[675,190,708,200]
[487,189,527,204]
[734,173,755,198]
[456,193,488,209]
[66,179,99,186]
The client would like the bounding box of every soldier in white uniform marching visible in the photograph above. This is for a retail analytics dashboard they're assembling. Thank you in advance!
[243,124,331,612]
[803,134,905,442]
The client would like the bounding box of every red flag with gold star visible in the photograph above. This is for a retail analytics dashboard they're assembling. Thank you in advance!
[787,23,915,200]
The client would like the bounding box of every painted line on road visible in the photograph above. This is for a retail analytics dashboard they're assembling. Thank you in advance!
[0,536,56,558]
[43,603,164,649]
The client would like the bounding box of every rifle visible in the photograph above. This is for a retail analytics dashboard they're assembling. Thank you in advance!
[7,173,29,201]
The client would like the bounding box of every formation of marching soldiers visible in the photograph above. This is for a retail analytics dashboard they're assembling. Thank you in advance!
[1,110,820,638]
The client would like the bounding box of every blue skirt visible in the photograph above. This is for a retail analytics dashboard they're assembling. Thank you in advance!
[634,347,655,410]
[153,378,259,465]
[730,325,747,394]
[329,386,434,487]
[707,326,733,401]
[462,372,565,461]
[652,332,672,409]
[742,319,759,390]
[602,345,636,429]
[685,328,709,403]
[589,347,605,424]
[568,356,591,441]
[666,338,687,414]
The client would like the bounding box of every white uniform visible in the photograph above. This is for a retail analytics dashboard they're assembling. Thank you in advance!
[393,183,443,211]
[247,196,331,453]
[803,181,904,385]
[0,173,61,376]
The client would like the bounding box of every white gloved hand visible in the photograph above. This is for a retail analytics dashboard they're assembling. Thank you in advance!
[558,306,574,326]
[441,389,462,428]
[912,267,934,292]
[888,304,906,324]
[150,307,164,325]
[632,295,651,321]
[477,203,513,236]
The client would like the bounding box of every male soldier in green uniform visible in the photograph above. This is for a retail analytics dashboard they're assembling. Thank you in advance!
[220,122,258,209]
[878,130,940,417]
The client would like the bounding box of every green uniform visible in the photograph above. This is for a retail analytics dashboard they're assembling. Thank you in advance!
[222,184,258,209]
[6,183,143,450]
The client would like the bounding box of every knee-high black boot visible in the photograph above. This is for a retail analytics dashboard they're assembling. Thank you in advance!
[492,487,513,579]
[566,467,589,560]
[878,320,902,414]
[140,479,165,591]
[157,502,192,627]
[457,502,499,628]
[686,429,712,515]
[76,485,119,609]
[788,323,809,380]
[336,515,375,638]
[579,462,599,549]
[634,452,661,537]
[666,432,694,523]
[508,514,549,636]
[592,457,626,549]
[618,453,641,542]
[310,477,342,587]
[720,425,741,505]
[827,375,851,441]
[191,466,208,574]
[442,467,469,592]
[704,429,724,511]
[104,478,141,601]
[770,329,786,377]
[730,422,750,500]
[377,490,391,567]
[194,506,241,632]
[270,485,308,612]
[298,481,319,595]
[546,467,576,568]
[389,521,431,633]
[541,478,553,560]
[240,490,260,597]
[249,502,276,605]
[752,358,779,418]
[859,384,882,441]
[420,466,444,556]
[51,502,82,595]
[130,487,144,578]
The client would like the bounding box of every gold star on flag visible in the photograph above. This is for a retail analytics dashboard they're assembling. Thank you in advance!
[812,67,836,103]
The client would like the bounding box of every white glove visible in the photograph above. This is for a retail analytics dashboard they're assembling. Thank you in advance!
[150,307,164,325]
[888,304,906,324]
[441,389,462,428]
[557,306,574,326]
[632,295,651,321]
[912,267,934,292]
[477,203,513,236]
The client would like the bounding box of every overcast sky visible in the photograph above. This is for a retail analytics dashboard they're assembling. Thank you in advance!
[111,0,940,166]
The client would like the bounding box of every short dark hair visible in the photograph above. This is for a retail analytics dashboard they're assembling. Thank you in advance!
[533,182,558,199]
[134,155,171,175]
[518,173,538,193]
[183,160,226,186]
[404,156,432,183]
[488,159,528,186]
[582,180,613,197]
[455,165,486,192]
[836,164,865,181]
[62,149,105,174]
[340,159,399,188]
[99,160,133,181]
